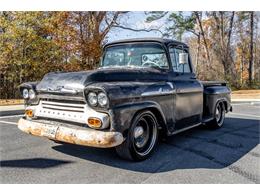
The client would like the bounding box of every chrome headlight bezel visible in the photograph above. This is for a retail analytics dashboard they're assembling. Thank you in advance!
[87,92,98,106]
[97,92,108,107]
[22,89,29,99]
[86,88,109,108]
[29,89,36,99]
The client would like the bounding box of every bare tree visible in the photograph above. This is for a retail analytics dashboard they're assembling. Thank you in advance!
[248,11,254,86]
[194,12,211,68]
[209,11,236,83]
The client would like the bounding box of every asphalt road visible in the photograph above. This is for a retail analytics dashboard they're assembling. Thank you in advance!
[0,103,259,183]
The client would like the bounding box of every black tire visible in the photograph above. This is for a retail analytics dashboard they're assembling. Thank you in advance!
[50,139,64,144]
[206,101,226,129]
[115,110,159,161]
[53,140,63,144]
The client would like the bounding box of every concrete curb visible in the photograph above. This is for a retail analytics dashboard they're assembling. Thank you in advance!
[0,104,24,116]
[0,109,24,116]
[232,99,260,102]
[231,99,260,104]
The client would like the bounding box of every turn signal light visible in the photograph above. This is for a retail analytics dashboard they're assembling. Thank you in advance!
[88,117,102,128]
[25,109,34,118]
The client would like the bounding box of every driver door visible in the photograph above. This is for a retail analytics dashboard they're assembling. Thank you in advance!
[169,46,203,131]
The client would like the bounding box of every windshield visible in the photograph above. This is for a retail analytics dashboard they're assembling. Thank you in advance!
[101,43,169,69]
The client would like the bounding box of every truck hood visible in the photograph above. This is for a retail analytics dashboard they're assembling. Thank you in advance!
[36,67,168,94]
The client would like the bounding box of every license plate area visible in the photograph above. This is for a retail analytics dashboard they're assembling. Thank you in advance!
[41,125,58,138]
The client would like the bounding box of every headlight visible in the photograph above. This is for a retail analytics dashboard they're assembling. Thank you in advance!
[98,92,108,107]
[88,92,98,106]
[29,89,36,99]
[22,89,29,99]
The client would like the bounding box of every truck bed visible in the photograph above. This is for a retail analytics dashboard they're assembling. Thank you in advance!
[201,80,232,121]
[201,81,227,87]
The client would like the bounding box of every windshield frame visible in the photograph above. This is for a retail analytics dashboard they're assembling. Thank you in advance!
[101,41,171,71]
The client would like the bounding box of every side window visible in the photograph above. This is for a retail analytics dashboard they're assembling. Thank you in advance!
[169,47,191,73]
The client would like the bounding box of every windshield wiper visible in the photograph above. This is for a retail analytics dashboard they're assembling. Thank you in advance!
[99,65,141,69]
[99,65,163,70]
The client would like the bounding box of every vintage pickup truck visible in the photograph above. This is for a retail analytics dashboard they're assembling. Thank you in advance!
[18,38,232,161]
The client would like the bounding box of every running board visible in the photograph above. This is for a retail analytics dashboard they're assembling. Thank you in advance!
[202,117,214,123]
[171,123,201,136]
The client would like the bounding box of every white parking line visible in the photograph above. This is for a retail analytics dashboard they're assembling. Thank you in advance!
[229,112,260,119]
[0,120,18,125]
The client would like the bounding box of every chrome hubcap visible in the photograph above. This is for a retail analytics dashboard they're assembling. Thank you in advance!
[134,126,144,139]
[134,125,147,148]
[134,120,149,148]
[132,114,157,156]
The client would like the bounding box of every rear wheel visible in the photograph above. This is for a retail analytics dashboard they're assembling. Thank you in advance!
[115,110,158,161]
[206,101,226,129]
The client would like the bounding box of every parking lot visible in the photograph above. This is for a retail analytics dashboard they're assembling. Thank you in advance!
[0,102,259,183]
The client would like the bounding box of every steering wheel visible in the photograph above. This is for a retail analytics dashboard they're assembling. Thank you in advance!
[141,55,161,68]
[142,60,161,68]
[142,60,159,67]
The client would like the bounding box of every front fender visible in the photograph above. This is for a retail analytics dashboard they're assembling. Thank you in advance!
[110,101,167,137]
[19,81,39,92]
[87,81,175,136]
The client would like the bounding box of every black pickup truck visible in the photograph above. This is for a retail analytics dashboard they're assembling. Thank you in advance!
[18,38,232,161]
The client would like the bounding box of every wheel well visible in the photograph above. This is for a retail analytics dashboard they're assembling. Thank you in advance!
[213,100,226,117]
[133,107,168,136]
[218,100,227,112]
[222,101,228,112]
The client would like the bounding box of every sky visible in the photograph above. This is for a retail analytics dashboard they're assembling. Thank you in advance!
[106,11,195,44]
[107,11,260,44]
[107,12,165,43]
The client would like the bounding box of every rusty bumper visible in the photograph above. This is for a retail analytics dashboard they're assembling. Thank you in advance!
[18,117,124,148]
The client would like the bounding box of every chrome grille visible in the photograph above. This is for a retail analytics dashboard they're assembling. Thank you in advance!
[31,99,110,128]
[41,100,85,113]
[35,99,87,124]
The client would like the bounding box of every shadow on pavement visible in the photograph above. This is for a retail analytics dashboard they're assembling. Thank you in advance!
[0,158,72,169]
[52,117,259,173]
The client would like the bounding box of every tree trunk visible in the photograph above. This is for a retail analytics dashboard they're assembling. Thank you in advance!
[195,32,201,68]
[248,11,254,86]
[226,11,235,83]
[194,12,211,68]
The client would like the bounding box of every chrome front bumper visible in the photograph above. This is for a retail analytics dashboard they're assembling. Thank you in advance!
[27,100,110,129]
[18,117,124,148]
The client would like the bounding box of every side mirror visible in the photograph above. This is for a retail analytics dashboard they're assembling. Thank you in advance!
[179,52,188,65]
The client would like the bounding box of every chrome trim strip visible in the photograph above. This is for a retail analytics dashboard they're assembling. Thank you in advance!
[166,82,174,89]
[38,94,85,101]
[38,88,78,95]
[60,88,77,94]
[41,100,84,108]
[141,90,174,97]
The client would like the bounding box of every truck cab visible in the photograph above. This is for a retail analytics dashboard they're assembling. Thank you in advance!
[18,38,232,161]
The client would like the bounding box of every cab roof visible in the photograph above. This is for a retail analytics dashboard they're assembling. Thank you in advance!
[105,38,189,48]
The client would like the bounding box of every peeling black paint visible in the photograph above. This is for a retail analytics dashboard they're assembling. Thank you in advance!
[19,38,232,138]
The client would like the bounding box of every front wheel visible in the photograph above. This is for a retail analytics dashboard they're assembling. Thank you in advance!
[206,101,226,129]
[115,110,159,161]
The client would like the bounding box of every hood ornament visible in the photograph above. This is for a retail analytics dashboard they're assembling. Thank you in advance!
[47,86,77,94]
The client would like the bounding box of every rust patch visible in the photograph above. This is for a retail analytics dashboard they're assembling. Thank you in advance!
[18,118,42,136]
[18,118,124,148]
